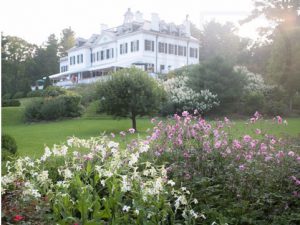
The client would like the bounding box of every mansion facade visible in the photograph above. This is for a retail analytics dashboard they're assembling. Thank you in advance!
[49,8,200,88]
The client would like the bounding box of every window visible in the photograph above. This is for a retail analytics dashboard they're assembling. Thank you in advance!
[80,54,83,63]
[120,43,128,55]
[145,40,154,51]
[131,40,139,52]
[70,57,72,65]
[106,49,110,59]
[101,51,104,60]
[111,48,114,58]
[175,45,177,55]
[160,65,165,72]
[77,55,80,64]
[168,44,174,54]
[158,42,164,53]
[164,43,168,53]
[190,48,198,58]
[97,52,99,61]
[184,47,187,56]
[178,46,184,56]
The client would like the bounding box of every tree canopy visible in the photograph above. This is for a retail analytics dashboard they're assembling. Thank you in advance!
[97,67,165,130]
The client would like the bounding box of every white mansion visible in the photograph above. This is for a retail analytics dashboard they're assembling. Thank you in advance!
[49,8,199,88]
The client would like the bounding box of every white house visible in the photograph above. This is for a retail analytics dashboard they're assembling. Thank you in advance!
[49,8,200,88]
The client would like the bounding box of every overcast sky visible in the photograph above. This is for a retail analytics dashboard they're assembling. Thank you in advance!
[0,0,266,45]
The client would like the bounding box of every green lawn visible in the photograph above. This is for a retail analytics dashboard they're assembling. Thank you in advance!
[2,100,300,158]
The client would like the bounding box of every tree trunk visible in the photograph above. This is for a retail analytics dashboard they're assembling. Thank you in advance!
[131,115,137,132]
[289,96,293,113]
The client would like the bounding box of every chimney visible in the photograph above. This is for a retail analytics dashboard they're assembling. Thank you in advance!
[151,13,160,31]
[135,11,143,23]
[100,24,108,33]
[183,14,191,37]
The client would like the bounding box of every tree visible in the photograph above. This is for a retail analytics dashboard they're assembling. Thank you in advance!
[187,57,246,109]
[198,21,250,65]
[243,0,300,111]
[59,27,75,57]
[97,67,165,131]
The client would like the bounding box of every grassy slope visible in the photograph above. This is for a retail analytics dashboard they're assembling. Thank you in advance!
[2,98,300,157]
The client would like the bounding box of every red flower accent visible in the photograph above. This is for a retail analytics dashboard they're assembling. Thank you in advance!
[13,215,24,221]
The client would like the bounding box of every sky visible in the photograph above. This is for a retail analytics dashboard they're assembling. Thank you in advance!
[0,0,267,45]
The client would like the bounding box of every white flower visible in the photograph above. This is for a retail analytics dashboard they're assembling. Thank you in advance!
[122,205,130,212]
[167,180,175,186]
[63,168,73,179]
[193,198,198,204]
[37,170,49,183]
[129,153,139,166]
[134,209,139,215]
[139,143,150,153]
[107,141,119,149]
[190,210,199,219]
[121,175,131,192]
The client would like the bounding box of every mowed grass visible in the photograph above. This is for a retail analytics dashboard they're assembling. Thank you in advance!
[2,103,153,158]
[2,98,300,158]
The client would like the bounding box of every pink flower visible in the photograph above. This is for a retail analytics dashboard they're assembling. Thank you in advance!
[243,135,251,143]
[233,140,242,149]
[250,117,256,123]
[260,143,268,152]
[288,151,295,157]
[255,129,261,135]
[182,111,189,117]
[120,131,126,136]
[224,117,230,124]
[194,109,198,115]
[264,156,273,161]
[111,133,115,138]
[128,128,135,134]
[276,116,283,124]
[151,118,156,123]
[250,140,257,148]
[13,215,24,222]
[254,111,261,119]
[270,139,276,145]
[239,164,246,171]
[214,140,222,149]
[276,151,285,159]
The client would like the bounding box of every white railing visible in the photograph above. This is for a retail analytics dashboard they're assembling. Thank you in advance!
[54,76,109,88]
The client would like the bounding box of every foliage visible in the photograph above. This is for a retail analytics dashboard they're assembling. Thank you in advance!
[186,57,246,113]
[2,134,18,155]
[241,92,265,116]
[146,112,300,225]
[2,136,201,224]
[13,91,25,99]
[59,27,75,57]
[97,67,165,130]
[198,21,249,65]
[71,83,100,106]
[2,99,21,107]
[27,90,45,98]
[162,75,219,115]
[24,92,83,121]
[43,86,66,97]
[2,93,12,100]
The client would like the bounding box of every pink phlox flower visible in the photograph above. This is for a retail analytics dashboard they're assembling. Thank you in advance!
[250,140,257,149]
[128,128,135,134]
[276,151,285,159]
[239,164,246,171]
[264,156,273,161]
[270,138,276,145]
[254,111,261,119]
[250,117,256,123]
[203,141,211,153]
[276,116,283,124]
[110,133,115,138]
[214,140,222,149]
[260,143,268,152]
[120,131,126,136]
[151,118,156,123]
[233,140,242,149]
[243,135,252,143]
[183,151,190,159]
[255,129,261,135]
[288,151,295,157]
[182,111,189,117]
[224,117,230,124]
[174,114,181,121]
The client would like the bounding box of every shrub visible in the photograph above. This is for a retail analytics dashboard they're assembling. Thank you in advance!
[24,99,44,121]
[2,93,12,100]
[241,92,265,116]
[27,90,44,98]
[24,93,83,121]
[13,91,25,99]
[43,86,66,97]
[71,83,100,106]
[2,136,201,224]
[2,99,21,107]
[2,134,18,155]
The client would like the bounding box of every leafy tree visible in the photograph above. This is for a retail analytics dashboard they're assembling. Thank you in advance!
[198,21,250,65]
[97,67,165,131]
[243,0,300,111]
[59,27,75,57]
[187,57,246,108]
